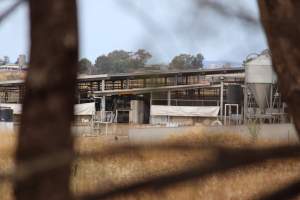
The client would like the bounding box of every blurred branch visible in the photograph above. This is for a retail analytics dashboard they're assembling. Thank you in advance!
[197,0,259,26]
[115,0,178,58]
[0,0,25,24]
[15,0,79,199]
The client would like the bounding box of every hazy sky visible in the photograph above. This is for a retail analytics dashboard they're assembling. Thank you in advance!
[0,0,267,64]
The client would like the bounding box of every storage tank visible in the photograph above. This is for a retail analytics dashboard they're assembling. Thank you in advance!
[0,107,14,132]
[227,85,243,104]
[244,51,276,111]
[0,107,13,122]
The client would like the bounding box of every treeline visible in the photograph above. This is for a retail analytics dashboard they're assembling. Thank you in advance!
[79,49,204,74]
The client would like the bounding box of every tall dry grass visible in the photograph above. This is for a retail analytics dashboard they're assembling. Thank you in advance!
[1,129,300,200]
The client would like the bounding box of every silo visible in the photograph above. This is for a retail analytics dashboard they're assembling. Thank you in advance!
[245,52,276,112]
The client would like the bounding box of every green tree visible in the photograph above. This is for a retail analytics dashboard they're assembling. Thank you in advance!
[78,58,92,74]
[94,49,152,74]
[192,53,204,68]
[134,49,152,65]
[169,53,204,70]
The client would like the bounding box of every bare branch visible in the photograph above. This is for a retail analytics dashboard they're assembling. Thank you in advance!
[198,0,259,26]
[0,0,25,24]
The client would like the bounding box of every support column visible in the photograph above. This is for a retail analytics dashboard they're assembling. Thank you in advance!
[167,90,171,106]
[126,79,129,89]
[101,96,106,111]
[121,80,124,89]
[101,79,105,91]
[150,92,153,124]
[101,80,106,121]
[270,84,273,109]
[167,90,171,123]
[220,81,224,119]
[101,96,106,122]
[243,85,248,124]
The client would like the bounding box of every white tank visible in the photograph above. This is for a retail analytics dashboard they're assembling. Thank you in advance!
[244,51,276,111]
[245,52,276,84]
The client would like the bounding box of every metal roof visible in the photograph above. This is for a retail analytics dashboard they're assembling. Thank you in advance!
[78,67,245,82]
[0,67,245,86]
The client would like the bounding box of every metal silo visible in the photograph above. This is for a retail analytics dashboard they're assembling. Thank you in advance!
[244,51,276,113]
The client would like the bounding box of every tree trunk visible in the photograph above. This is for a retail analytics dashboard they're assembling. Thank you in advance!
[14,1,78,200]
[258,1,300,136]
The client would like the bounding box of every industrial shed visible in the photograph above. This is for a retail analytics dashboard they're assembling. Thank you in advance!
[0,59,288,126]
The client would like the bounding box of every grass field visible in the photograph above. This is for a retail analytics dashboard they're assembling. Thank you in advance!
[1,130,300,200]
[0,71,25,81]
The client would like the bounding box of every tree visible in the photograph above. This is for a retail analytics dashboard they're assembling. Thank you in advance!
[14,1,78,200]
[192,53,204,68]
[134,49,152,65]
[94,49,152,74]
[78,58,92,74]
[258,0,300,136]
[169,53,204,70]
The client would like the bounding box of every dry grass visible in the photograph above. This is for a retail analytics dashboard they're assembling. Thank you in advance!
[0,71,25,81]
[0,133,16,200]
[1,129,300,200]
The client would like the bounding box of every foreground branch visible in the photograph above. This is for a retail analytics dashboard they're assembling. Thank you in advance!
[14,1,79,200]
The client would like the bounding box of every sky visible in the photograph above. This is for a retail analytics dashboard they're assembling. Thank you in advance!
[0,0,268,64]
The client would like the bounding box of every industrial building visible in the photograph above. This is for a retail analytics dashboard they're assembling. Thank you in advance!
[0,51,289,127]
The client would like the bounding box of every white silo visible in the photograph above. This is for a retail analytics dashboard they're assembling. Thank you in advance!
[244,50,276,114]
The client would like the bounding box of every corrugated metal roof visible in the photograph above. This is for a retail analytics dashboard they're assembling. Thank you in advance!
[0,67,245,86]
